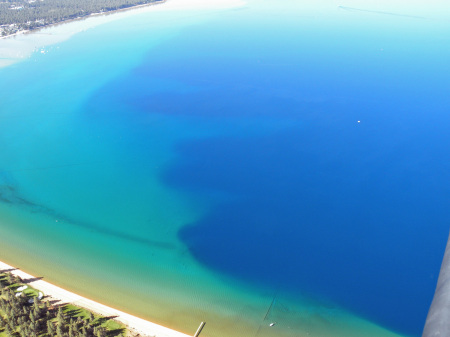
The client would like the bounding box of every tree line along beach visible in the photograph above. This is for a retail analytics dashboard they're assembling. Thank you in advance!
[0,260,194,337]
[1,0,448,336]
[0,0,165,37]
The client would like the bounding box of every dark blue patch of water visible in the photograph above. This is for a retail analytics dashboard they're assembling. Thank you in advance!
[89,21,450,336]
[162,97,449,336]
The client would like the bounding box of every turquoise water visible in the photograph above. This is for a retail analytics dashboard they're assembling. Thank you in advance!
[0,1,449,336]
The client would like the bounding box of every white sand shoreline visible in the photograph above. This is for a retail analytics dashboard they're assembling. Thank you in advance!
[0,0,167,42]
[0,260,195,337]
[0,0,246,68]
[0,0,247,334]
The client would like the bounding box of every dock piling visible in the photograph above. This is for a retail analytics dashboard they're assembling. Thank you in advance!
[194,322,206,337]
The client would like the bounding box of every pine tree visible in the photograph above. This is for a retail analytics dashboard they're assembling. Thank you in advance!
[68,324,74,337]
[5,325,14,337]
[29,320,36,333]
[80,328,88,337]
[7,319,14,331]
[6,273,13,285]
[33,296,40,315]
[57,306,65,325]
[56,323,63,337]
[47,320,55,335]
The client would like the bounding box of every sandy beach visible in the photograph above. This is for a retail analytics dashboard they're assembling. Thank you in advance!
[0,0,245,68]
[0,0,440,336]
[0,0,247,336]
[0,260,196,337]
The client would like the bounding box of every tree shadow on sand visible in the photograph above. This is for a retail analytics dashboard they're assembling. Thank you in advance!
[22,277,44,284]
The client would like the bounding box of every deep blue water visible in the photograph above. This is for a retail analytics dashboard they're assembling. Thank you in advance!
[170,116,449,335]
[1,2,450,336]
[121,9,450,335]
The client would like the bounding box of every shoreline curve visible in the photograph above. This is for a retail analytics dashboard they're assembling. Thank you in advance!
[0,0,246,68]
[0,260,194,337]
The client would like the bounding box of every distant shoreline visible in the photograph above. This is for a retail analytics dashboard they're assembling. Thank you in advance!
[0,260,194,337]
[0,0,166,40]
[0,0,246,69]
[0,0,168,68]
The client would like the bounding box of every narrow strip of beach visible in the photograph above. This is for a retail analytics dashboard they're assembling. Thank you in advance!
[0,0,167,42]
[0,0,247,335]
[0,0,245,68]
[0,260,194,337]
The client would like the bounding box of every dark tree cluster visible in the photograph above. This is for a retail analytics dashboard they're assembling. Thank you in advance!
[0,272,124,337]
[0,0,164,36]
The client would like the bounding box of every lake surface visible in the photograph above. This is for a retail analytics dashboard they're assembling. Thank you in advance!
[0,1,449,336]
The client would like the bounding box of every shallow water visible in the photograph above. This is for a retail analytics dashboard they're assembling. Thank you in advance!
[0,1,449,336]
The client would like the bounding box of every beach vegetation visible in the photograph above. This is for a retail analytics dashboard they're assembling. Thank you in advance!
[0,0,165,37]
[0,271,126,337]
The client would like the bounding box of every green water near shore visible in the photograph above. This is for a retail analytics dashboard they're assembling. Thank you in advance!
[1,1,440,336]
[0,201,403,337]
